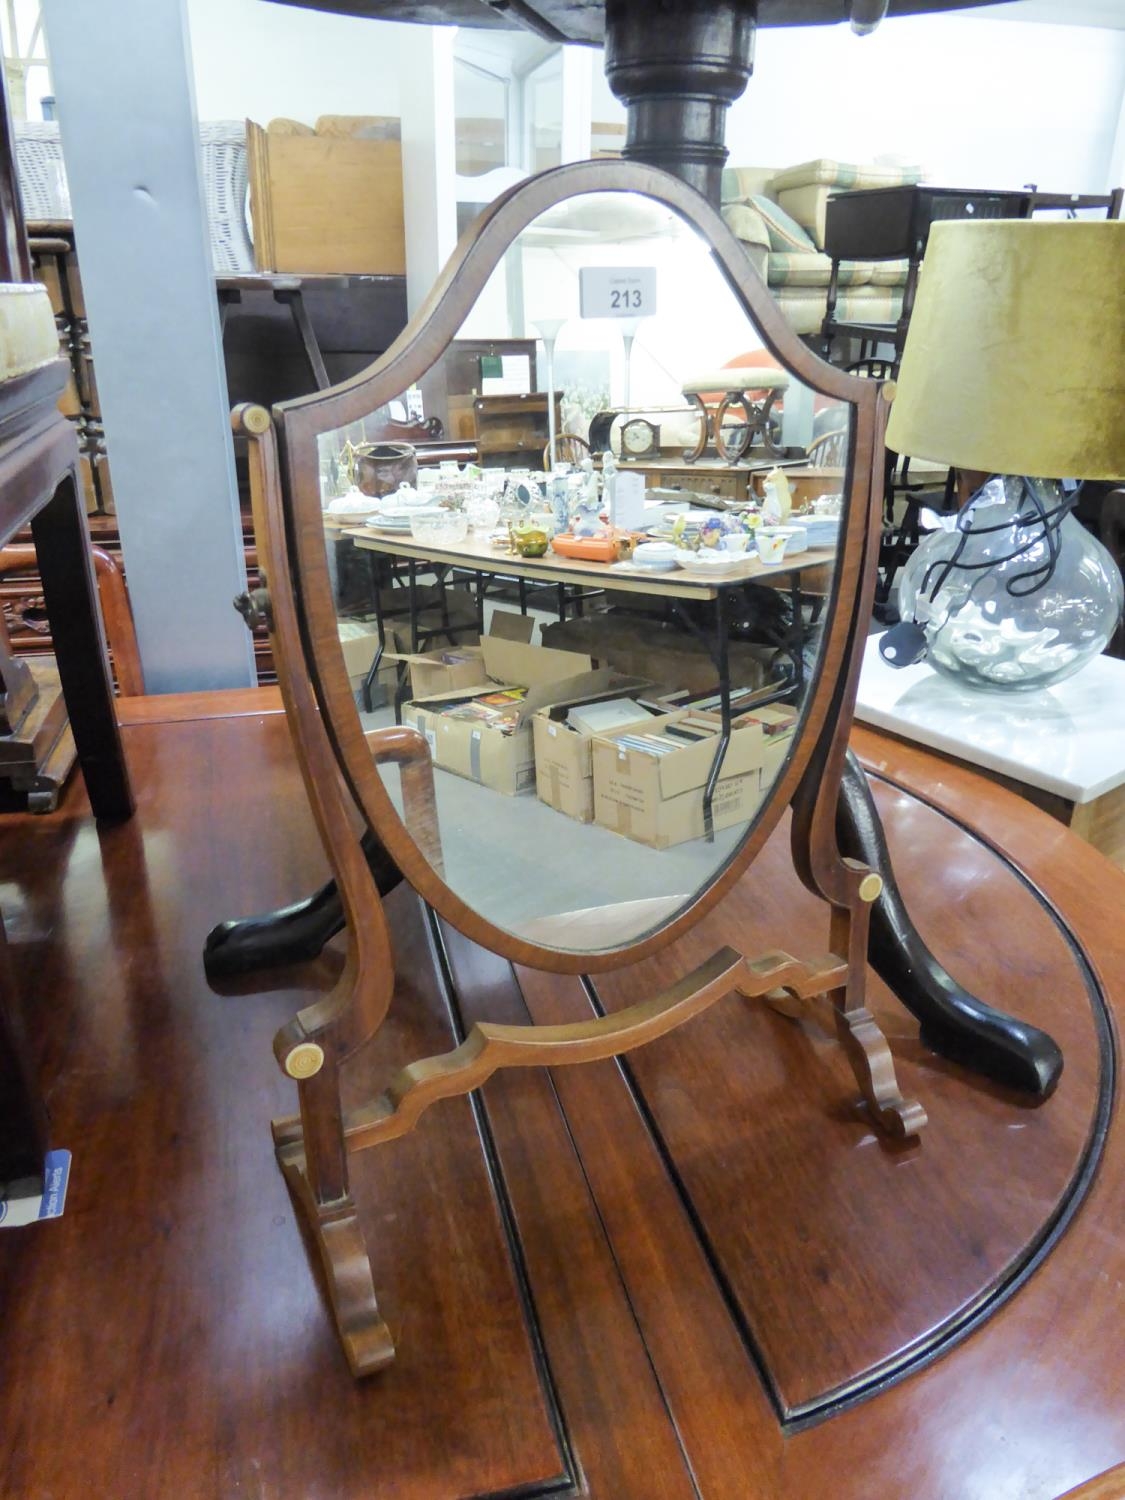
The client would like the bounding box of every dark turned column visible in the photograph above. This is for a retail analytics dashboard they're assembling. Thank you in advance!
[604,0,757,210]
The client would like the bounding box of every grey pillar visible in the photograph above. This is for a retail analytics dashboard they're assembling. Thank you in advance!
[42,0,254,692]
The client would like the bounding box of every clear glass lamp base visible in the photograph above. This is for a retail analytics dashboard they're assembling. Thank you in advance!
[899,475,1124,693]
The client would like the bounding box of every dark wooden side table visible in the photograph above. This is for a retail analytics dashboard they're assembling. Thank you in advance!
[0,360,135,1201]
[821,183,1123,369]
[821,184,1029,367]
[1,70,134,1203]
[217,273,350,392]
[0,909,47,1187]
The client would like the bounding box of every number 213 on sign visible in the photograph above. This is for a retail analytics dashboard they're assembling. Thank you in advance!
[579,267,657,319]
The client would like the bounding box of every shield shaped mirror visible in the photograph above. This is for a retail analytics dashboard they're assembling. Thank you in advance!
[279,173,867,963]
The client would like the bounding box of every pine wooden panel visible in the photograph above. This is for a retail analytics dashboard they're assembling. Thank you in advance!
[247,121,406,276]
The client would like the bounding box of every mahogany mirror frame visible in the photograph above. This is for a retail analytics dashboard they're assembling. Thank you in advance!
[240,159,918,1378]
[268,159,889,977]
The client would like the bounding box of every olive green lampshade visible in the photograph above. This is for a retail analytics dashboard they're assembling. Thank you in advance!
[885,219,1125,480]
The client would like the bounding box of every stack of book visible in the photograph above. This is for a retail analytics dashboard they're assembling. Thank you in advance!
[440,688,528,732]
[566,697,657,737]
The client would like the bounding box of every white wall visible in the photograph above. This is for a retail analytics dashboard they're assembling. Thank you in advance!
[722,14,1125,193]
[3,0,52,119]
[587,12,1125,195]
[185,0,429,124]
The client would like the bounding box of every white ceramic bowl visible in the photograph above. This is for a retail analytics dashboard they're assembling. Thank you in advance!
[674,548,742,573]
[633,541,678,569]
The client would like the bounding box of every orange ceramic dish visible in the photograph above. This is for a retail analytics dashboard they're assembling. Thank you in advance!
[551,532,627,563]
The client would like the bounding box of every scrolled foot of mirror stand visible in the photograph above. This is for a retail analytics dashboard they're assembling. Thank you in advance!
[273,1118,396,1377]
[838,750,1065,1098]
[202,830,401,980]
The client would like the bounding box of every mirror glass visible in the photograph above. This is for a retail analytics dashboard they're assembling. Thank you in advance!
[315,189,853,953]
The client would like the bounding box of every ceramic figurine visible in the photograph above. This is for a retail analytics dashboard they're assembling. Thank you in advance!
[574,456,604,536]
[761,477,782,526]
[551,473,570,532]
[763,466,792,523]
[601,450,618,527]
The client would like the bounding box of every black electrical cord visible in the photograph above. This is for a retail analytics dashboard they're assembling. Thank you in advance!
[916,476,1072,611]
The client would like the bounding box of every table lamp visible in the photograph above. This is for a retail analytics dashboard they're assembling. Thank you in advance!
[882,219,1124,691]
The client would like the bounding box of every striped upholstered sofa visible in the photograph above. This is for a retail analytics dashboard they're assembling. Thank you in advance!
[721,159,920,337]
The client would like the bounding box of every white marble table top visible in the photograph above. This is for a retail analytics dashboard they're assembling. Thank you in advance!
[855,634,1125,805]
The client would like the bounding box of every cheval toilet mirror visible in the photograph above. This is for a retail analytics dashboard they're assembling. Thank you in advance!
[316,188,855,955]
[236,161,917,1377]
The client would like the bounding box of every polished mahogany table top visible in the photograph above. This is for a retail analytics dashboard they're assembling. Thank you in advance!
[265,0,993,43]
[1,696,1122,1498]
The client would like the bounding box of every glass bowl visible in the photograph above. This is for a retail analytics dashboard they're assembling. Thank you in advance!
[410,510,470,545]
[466,498,501,532]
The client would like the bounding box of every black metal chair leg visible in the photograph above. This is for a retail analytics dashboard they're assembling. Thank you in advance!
[838,751,1064,1098]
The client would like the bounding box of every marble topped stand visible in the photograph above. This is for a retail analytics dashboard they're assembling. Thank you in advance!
[857,637,1125,868]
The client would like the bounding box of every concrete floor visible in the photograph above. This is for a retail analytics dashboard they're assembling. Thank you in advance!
[359,594,760,949]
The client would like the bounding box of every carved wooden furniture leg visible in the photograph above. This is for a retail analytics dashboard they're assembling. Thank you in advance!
[683,391,710,462]
[713,388,784,464]
[272,1068,394,1377]
[713,390,756,464]
[203,829,400,980]
[837,750,1064,1097]
[827,892,927,1136]
[758,878,926,1135]
[786,381,927,1136]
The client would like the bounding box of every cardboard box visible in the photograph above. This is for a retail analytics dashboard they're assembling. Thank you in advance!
[406,631,613,796]
[338,622,398,700]
[591,710,793,849]
[246,118,405,275]
[541,614,772,697]
[533,687,656,823]
[394,611,532,700]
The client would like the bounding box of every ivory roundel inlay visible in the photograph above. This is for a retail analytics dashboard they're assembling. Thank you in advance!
[859,873,885,903]
[285,1042,325,1079]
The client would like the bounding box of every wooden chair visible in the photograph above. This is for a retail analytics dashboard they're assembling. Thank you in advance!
[543,432,590,469]
[0,542,145,696]
[805,428,847,468]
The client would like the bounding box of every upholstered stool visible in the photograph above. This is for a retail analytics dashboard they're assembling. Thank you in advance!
[0,283,58,382]
[681,367,789,463]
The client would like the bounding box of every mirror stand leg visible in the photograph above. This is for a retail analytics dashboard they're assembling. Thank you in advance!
[838,751,1064,1097]
[826,901,928,1139]
[272,1067,395,1378]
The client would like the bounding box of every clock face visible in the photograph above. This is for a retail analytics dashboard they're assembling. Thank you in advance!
[622,418,658,456]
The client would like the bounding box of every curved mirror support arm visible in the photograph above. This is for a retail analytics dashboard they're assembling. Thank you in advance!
[790,390,890,910]
[235,402,399,1377]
